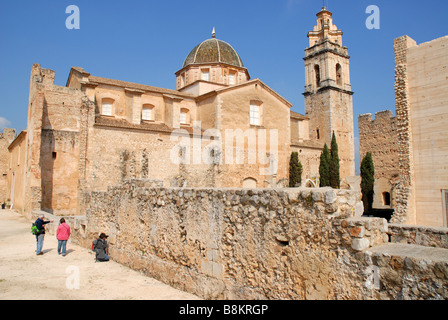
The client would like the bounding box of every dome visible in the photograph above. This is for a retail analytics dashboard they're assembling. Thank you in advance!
[183,38,245,69]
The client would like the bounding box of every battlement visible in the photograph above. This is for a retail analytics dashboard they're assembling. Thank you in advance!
[358,110,395,125]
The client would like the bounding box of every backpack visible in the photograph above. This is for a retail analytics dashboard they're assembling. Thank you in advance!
[31,223,40,235]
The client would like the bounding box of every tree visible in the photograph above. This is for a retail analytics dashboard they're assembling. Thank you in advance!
[289,152,303,187]
[319,144,331,187]
[361,152,375,213]
[330,132,340,189]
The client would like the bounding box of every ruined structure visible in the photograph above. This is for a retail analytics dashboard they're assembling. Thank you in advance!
[0,128,16,206]
[359,35,448,227]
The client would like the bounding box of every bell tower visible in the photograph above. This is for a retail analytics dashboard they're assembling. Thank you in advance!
[303,6,355,178]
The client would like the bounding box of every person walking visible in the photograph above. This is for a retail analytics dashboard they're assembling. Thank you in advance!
[35,214,53,255]
[56,218,71,256]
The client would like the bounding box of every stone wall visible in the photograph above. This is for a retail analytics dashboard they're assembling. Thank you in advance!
[0,129,16,205]
[358,111,399,209]
[389,223,448,249]
[70,179,448,300]
[392,36,417,224]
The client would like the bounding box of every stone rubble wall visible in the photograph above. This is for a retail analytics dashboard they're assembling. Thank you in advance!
[391,36,417,224]
[67,179,448,300]
[389,223,448,249]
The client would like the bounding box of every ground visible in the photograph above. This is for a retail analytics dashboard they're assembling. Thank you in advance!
[0,209,200,300]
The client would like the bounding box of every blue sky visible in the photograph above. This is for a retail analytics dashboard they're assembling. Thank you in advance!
[0,0,447,170]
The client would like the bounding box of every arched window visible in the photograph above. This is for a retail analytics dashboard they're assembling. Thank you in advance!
[336,63,342,86]
[243,177,257,188]
[142,104,154,121]
[101,98,114,116]
[314,65,321,87]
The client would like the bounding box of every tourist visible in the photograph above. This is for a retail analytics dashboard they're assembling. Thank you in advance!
[92,233,109,262]
[56,218,71,256]
[34,214,53,255]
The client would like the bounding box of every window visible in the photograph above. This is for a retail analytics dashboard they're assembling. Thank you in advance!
[250,103,260,126]
[229,71,236,85]
[201,69,210,81]
[102,99,113,116]
[180,108,189,125]
[382,192,391,206]
[316,129,320,140]
[314,65,321,87]
[142,104,154,121]
[336,63,342,86]
[181,73,186,87]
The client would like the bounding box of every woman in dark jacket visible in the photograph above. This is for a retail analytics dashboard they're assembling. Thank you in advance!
[92,233,109,262]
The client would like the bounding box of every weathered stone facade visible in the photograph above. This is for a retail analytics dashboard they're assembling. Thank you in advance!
[304,7,356,179]
[0,128,16,205]
[358,111,399,209]
[6,8,359,217]
[46,179,447,300]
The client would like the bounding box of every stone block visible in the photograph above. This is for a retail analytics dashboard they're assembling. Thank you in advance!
[351,238,370,251]
[325,190,337,204]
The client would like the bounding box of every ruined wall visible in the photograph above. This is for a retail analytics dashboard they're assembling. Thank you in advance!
[389,223,448,249]
[6,131,26,213]
[392,36,417,224]
[290,141,322,183]
[73,180,448,300]
[358,111,399,209]
[84,122,218,193]
[0,129,16,204]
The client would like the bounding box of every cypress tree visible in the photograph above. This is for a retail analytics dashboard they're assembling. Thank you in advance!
[319,144,331,187]
[289,152,303,187]
[330,132,340,189]
[361,152,375,213]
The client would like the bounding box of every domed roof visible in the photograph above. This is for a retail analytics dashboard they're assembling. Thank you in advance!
[183,37,245,69]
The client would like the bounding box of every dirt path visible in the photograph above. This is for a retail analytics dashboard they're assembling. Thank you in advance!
[0,210,200,300]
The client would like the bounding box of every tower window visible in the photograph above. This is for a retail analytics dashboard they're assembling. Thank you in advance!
[314,65,321,87]
[316,129,320,140]
[336,63,342,85]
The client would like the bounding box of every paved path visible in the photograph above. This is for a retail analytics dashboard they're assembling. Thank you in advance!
[0,210,200,300]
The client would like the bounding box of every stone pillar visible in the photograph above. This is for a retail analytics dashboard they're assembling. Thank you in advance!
[391,36,417,224]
